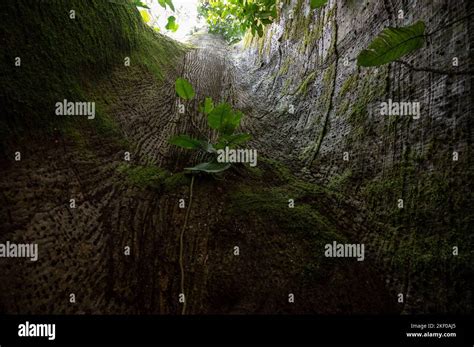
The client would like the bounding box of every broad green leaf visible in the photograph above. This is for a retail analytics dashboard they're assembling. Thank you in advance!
[199,141,217,153]
[310,0,328,10]
[175,78,195,100]
[169,135,202,149]
[158,0,167,9]
[208,103,244,135]
[203,97,214,115]
[214,141,226,150]
[199,97,214,115]
[221,133,251,147]
[140,10,150,23]
[165,0,175,11]
[357,21,425,67]
[220,110,242,135]
[185,161,231,173]
[165,16,179,32]
[169,135,216,153]
[208,103,232,130]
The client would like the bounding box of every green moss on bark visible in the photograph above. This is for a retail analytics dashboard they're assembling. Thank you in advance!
[0,0,186,140]
[117,163,190,191]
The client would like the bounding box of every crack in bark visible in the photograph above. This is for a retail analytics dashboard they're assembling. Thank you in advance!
[306,0,339,167]
[179,175,195,315]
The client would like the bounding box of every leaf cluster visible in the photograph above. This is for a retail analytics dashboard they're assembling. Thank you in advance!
[198,0,277,43]
[170,78,251,173]
[133,0,179,33]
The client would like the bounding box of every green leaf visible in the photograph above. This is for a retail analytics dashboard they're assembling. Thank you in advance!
[158,0,167,9]
[220,110,242,135]
[203,97,214,115]
[215,132,251,149]
[200,141,217,153]
[165,16,179,32]
[310,0,328,10]
[185,161,231,173]
[208,103,244,135]
[175,78,195,100]
[208,103,232,130]
[140,10,151,23]
[169,135,217,154]
[165,0,175,11]
[133,0,150,9]
[169,135,202,149]
[357,21,425,67]
[158,0,174,10]
[221,133,251,147]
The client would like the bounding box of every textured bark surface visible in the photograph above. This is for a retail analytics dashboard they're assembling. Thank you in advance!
[234,0,473,313]
[0,24,395,314]
[0,0,472,314]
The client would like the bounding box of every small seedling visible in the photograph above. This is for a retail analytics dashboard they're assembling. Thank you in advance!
[170,78,251,174]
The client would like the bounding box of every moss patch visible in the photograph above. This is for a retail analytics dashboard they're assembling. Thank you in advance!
[296,71,316,96]
[117,163,190,191]
[226,157,344,242]
[338,73,358,98]
[0,0,185,140]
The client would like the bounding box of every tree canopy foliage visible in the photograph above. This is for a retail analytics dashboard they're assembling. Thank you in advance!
[198,0,277,43]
